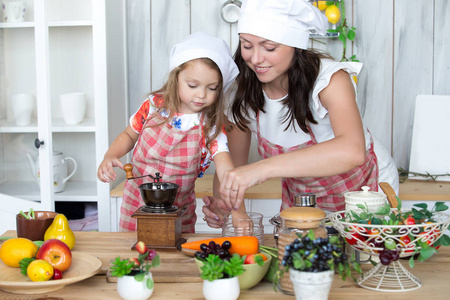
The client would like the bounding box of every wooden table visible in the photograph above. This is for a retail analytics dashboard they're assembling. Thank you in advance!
[1,230,450,299]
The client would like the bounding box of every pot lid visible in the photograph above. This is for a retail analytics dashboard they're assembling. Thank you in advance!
[344,186,386,201]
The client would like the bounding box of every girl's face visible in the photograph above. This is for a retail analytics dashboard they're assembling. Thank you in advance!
[239,33,295,87]
[177,60,221,114]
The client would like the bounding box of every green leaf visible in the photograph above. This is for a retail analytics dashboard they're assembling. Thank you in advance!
[134,273,145,282]
[435,202,449,212]
[146,277,154,289]
[409,256,415,268]
[434,234,450,247]
[418,247,437,262]
[413,203,428,209]
[19,257,34,275]
[338,33,347,43]
[151,254,160,268]
[347,30,356,41]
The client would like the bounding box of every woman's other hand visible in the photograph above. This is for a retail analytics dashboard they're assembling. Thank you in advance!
[201,195,232,228]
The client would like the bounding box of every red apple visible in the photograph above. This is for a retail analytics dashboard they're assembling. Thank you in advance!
[36,239,72,272]
[135,241,148,254]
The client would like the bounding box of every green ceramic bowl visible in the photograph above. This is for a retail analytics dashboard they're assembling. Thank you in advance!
[195,253,272,290]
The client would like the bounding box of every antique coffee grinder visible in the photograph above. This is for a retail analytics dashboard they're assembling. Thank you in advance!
[124,163,186,250]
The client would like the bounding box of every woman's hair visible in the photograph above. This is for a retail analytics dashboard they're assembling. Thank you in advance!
[231,42,333,133]
[147,58,225,150]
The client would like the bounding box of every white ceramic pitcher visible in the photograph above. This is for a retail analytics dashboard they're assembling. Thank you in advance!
[27,151,77,193]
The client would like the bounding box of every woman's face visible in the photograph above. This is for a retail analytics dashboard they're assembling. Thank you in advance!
[177,60,220,114]
[239,33,295,86]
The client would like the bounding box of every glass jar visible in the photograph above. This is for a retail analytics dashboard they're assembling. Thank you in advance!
[277,207,327,295]
[222,212,264,245]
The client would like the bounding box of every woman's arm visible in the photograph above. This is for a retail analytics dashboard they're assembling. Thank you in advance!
[97,125,139,182]
[220,70,366,198]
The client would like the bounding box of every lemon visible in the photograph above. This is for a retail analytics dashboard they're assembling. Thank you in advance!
[0,237,38,268]
[27,259,54,282]
[313,1,328,11]
[325,4,341,24]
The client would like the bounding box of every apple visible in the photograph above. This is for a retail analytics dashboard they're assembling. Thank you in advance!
[36,239,72,272]
[244,253,267,265]
[135,241,148,255]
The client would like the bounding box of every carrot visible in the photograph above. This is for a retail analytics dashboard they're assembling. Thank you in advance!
[181,236,259,256]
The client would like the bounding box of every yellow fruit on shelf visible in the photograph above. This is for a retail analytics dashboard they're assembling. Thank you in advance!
[312,1,328,11]
[44,214,76,250]
[0,237,38,268]
[325,4,341,24]
[353,75,358,84]
[27,259,54,282]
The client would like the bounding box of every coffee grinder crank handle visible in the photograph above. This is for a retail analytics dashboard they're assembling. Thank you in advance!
[124,163,162,182]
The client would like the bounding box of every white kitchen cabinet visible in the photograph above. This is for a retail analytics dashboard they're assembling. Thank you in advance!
[0,0,127,233]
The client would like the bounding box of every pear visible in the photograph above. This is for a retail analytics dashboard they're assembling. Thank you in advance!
[44,214,76,250]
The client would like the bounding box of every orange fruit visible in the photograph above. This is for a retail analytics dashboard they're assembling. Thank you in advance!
[325,4,341,24]
[27,259,54,282]
[0,237,38,267]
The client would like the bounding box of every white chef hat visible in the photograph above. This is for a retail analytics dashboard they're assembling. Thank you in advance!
[169,32,239,92]
[238,0,328,49]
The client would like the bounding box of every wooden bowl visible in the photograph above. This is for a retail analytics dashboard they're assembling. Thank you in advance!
[16,211,58,241]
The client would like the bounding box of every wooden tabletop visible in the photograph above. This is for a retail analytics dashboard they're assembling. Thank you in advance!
[111,175,450,201]
[1,230,450,299]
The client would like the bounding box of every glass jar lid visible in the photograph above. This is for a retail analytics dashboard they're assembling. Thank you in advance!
[280,207,326,229]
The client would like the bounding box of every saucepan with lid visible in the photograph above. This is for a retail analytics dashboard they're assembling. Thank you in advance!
[124,163,180,212]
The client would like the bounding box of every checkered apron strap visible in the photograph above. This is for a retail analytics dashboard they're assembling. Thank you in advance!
[119,113,203,233]
[256,113,379,212]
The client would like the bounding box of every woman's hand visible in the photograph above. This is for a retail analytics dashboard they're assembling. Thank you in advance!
[97,154,124,183]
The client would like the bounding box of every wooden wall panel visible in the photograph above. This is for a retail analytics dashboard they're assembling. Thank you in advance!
[127,0,151,114]
[393,0,434,169]
[150,0,190,92]
[434,0,450,95]
[354,0,393,151]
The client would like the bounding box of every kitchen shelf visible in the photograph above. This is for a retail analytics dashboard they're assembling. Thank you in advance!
[0,181,97,202]
[0,22,35,28]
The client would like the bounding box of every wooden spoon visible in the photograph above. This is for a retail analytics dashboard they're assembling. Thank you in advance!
[379,182,398,208]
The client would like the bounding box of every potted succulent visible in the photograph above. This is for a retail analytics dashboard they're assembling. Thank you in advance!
[195,241,245,300]
[110,241,160,300]
[277,230,361,300]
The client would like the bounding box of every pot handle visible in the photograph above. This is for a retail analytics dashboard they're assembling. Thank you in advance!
[63,157,78,184]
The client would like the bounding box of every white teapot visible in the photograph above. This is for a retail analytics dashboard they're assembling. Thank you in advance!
[27,151,77,193]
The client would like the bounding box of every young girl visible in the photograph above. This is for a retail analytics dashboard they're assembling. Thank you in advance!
[97,32,240,232]
[203,0,399,227]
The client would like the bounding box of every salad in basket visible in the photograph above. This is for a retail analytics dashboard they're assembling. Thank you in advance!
[329,198,450,267]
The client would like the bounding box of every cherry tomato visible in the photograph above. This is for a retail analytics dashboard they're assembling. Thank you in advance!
[404,216,416,225]
[345,226,366,246]
[52,269,63,280]
[399,235,414,253]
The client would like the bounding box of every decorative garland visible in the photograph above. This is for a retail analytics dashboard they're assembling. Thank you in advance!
[398,168,450,183]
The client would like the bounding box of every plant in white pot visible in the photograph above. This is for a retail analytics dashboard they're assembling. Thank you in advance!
[198,251,245,300]
[278,230,361,300]
[110,241,160,300]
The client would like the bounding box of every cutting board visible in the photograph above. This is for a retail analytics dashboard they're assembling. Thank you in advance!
[409,95,450,181]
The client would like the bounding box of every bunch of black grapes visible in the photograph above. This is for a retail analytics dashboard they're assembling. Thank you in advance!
[282,236,347,272]
[195,241,232,261]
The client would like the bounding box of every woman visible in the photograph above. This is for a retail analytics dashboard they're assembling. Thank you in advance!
[203,0,399,227]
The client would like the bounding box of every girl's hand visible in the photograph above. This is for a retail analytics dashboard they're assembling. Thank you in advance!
[97,154,124,183]
[230,211,253,236]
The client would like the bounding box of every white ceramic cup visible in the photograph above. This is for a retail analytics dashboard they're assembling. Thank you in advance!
[11,93,34,126]
[60,92,86,125]
[2,1,26,22]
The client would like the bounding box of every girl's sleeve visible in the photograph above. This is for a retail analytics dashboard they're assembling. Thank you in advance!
[129,96,159,133]
[210,126,230,158]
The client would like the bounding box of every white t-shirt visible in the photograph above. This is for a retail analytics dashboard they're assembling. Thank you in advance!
[225,59,399,193]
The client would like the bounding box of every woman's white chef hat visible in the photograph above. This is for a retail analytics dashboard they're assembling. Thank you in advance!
[170,32,239,92]
[238,0,328,49]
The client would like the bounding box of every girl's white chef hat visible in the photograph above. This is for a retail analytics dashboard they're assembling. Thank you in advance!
[170,32,239,92]
[238,0,328,49]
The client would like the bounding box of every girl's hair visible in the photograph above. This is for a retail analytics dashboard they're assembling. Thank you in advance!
[231,42,333,133]
[147,58,225,150]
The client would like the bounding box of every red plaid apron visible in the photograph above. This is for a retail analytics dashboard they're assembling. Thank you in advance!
[256,113,378,212]
[120,113,203,233]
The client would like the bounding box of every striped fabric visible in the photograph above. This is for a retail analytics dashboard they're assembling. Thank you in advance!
[256,113,378,212]
[120,113,203,233]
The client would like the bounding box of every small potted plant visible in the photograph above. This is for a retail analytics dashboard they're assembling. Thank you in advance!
[277,230,361,300]
[110,241,160,300]
[195,241,245,300]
